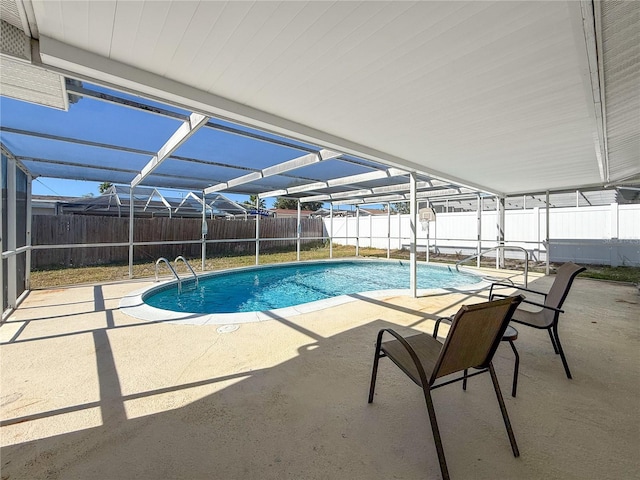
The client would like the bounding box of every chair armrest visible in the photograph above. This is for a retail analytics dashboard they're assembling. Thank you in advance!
[376,328,431,386]
[432,316,453,339]
[519,298,564,313]
[489,282,548,300]
[489,292,510,301]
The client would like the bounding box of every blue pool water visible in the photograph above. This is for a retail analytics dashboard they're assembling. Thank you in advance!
[144,260,480,314]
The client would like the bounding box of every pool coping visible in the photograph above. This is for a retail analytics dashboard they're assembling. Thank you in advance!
[119,259,488,326]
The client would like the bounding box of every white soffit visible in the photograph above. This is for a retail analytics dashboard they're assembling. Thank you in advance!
[26,1,636,193]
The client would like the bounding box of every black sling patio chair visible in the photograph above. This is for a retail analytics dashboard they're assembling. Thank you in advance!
[368,295,524,480]
[489,262,586,379]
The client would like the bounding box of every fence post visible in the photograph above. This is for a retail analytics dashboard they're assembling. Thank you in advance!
[610,203,619,239]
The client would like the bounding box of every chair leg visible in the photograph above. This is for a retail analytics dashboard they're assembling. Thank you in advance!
[547,329,559,354]
[463,369,468,391]
[488,363,520,457]
[422,386,450,480]
[368,331,385,403]
[507,340,519,397]
[552,324,572,379]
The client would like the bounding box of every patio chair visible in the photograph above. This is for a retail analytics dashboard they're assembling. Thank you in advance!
[368,295,524,480]
[489,262,586,379]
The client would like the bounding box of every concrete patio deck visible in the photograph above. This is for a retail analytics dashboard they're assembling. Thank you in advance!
[1,268,638,479]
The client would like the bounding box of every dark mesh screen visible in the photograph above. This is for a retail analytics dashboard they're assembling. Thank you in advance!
[16,167,27,299]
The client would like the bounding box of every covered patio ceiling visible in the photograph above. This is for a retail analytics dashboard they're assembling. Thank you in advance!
[0,1,638,199]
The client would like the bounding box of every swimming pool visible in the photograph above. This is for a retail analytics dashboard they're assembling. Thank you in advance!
[120,259,485,325]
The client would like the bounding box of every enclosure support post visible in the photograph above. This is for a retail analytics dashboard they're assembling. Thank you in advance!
[425,200,430,263]
[329,203,334,259]
[297,200,301,261]
[128,188,134,278]
[398,209,402,250]
[410,173,417,297]
[7,157,16,308]
[255,204,260,266]
[387,203,391,259]
[0,155,4,314]
[545,190,550,275]
[369,211,373,249]
[25,175,32,290]
[497,196,505,269]
[355,205,360,257]
[7,158,18,308]
[534,206,540,262]
[476,194,482,269]
[201,191,207,272]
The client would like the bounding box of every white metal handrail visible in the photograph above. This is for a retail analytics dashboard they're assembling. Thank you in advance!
[155,257,182,293]
[455,245,529,287]
[174,256,198,287]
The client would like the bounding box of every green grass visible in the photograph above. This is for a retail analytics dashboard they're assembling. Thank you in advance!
[29,244,640,289]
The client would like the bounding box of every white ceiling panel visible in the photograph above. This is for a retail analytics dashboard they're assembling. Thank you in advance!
[14,1,640,195]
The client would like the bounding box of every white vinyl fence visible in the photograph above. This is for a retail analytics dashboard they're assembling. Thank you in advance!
[324,204,640,267]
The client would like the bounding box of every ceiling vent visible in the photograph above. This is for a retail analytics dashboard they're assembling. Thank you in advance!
[1,20,69,110]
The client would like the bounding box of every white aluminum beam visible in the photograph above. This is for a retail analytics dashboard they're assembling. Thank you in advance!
[305,186,464,205]
[131,112,209,188]
[260,167,408,199]
[286,182,328,195]
[300,194,331,203]
[205,148,340,195]
[258,188,287,198]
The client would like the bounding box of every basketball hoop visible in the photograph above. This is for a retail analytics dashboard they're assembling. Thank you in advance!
[419,207,436,231]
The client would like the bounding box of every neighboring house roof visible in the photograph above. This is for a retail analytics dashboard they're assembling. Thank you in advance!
[269,209,315,218]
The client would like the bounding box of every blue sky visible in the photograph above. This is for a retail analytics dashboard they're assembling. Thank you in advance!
[31,176,261,208]
[0,86,284,207]
[1,83,373,212]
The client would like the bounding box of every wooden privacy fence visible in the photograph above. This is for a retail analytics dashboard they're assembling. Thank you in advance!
[32,215,325,268]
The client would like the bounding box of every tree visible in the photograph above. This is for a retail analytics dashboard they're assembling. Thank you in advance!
[273,197,322,211]
[99,182,113,194]
[242,194,265,210]
[390,202,410,214]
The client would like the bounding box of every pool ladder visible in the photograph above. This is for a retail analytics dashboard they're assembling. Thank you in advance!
[154,256,199,293]
[174,256,199,287]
